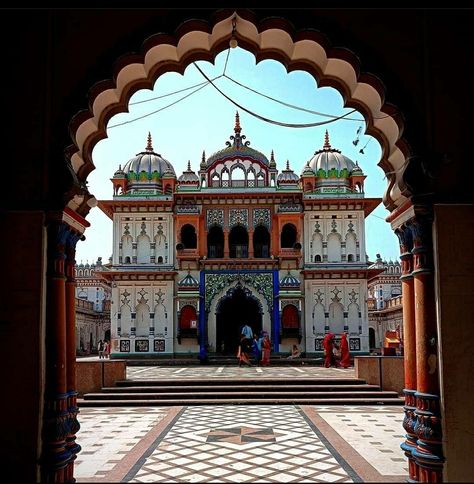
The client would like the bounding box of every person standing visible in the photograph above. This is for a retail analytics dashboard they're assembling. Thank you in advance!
[103,340,110,359]
[98,339,104,359]
[252,333,262,365]
[261,332,271,366]
[237,334,252,367]
[322,332,337,368]
[240,323,253,340]
[339,332,351,368]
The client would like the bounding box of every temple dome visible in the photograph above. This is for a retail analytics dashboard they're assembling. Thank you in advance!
[306,130,357,177]
[178,161,199,184]
[122,133,176,186]
[277,160,299,186]
[205,112,270,167]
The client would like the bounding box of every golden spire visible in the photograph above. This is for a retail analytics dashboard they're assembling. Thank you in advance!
[146,132,153,151]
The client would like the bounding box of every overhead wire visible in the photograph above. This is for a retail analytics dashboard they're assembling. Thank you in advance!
[193,62,358,129]
[108,78,217,129]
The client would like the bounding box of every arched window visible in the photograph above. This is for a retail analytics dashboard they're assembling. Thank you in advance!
[229,225,249,258]
[157,256,163,264]
[122,234,133,262]
[347,254,354,262]
[120,305,132,336]
[311,233,323,263]
[253,225,270,258]
[208,226,224,258]
[221,169,229,187]
[124,256,131,264]
[231,166,245,187]
[181,224,197,249]
[247,169,255,187]
[257,172,265,187]
[212,172,220,187]
[315,254,322,262]
[281,223,297,248]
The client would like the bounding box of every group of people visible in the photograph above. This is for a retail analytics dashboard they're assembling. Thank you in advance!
[322,332,351,368]
[237,324,272,367]
[97,339,110,359]
[236,325,351,369]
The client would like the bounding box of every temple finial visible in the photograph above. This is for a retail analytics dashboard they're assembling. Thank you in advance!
[270,150,275,163]
[234,111,241,134]
[187,160,192,171]
[323,130,331,150]
[286,160,290,170]
[146,132,153,151]
[202,150,206,162]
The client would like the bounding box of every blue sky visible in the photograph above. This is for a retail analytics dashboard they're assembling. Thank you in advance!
[76,47,399,265]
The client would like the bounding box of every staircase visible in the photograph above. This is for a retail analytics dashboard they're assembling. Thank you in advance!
[78,376,404,407]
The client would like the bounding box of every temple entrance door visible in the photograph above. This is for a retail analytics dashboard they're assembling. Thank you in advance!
[216,286,262,355]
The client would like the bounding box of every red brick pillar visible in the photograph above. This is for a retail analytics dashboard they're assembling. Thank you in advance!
[397,224,418,481]
[224,229,230,258]
[409,218,444,482]
[41,222,70,482]
[64,232,82,481]
[248,228,254,258]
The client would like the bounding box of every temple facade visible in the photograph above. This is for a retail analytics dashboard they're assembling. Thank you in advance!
[98,115,382,358]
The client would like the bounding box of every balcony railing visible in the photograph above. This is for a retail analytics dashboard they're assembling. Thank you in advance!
[230,245,248,258]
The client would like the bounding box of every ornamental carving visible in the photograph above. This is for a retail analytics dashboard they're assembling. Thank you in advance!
[314,289,324,305]
[348,289,358,304]
[207,209,224,229]
[205,272,273,311]
[281,299,300,309]
[229,209,249,229]
[253,208,271,229]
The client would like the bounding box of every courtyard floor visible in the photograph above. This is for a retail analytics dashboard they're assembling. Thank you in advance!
[74,364,408,483]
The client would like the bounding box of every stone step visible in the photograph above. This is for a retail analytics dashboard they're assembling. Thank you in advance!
[83,390,400,400]
[115,378,367,387]
[78,396,404,407]
[101,384,382,393]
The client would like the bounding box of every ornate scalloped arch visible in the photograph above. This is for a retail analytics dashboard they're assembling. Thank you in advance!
[68,11,409,211]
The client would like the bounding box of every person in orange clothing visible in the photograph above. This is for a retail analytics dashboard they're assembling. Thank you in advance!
[322,332,337,368]
[339,332,351,368]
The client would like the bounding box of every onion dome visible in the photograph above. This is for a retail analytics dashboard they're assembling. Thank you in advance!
[178,161,199,185]
[301,161,314,176]
[280,271,301,289]
[78,261,84,268]
[277,160,299,187]
[178,270,199,289]
[121,133,176,190]
[85,262,90,268]
[351,160,364,175]
[113,164,126,178]
[205,112,270,167]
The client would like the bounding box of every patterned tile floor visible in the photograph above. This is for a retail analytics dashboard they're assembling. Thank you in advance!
[75,365,408,483]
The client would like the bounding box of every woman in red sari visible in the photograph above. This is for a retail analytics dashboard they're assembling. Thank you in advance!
[339,332,351,368]
[261,333,272,366]
[322,332,336,368]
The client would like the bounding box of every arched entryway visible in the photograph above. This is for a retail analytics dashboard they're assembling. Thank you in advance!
[216,286,262,355]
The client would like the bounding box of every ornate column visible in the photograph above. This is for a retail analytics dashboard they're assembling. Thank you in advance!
[397,224,418,482]
[224,229,230,258]
[65,231,82,482]
[409,217,444,482]
[248,229,254,258]
[41,222,71,482]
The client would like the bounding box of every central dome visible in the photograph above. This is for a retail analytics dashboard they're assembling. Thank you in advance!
[205,112,270,167]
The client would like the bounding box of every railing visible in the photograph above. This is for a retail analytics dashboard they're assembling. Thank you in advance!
[230,245,248,258]
[254,245,270,258]
[208,245,224,258]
